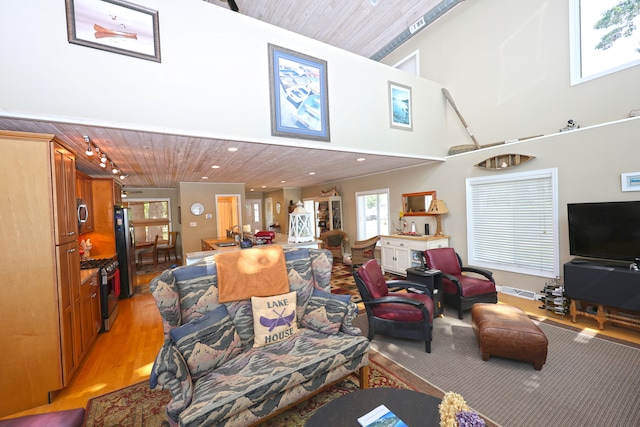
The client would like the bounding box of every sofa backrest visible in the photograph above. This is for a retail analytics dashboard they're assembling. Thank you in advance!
[150,248,333,346]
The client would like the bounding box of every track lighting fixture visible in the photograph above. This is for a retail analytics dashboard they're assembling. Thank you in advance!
[84,136,94,156]
[83,135,126,178]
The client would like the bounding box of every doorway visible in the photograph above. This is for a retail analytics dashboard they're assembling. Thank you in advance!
[245,199,263,233]
[215,194,241,239]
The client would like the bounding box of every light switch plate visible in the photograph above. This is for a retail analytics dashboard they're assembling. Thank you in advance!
[189,222,197,227]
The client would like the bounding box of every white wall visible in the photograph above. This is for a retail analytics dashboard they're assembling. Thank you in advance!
[0,0,447,158]
[382,0,640,147]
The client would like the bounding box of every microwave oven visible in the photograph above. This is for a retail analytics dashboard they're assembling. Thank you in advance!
[77,198,88,225]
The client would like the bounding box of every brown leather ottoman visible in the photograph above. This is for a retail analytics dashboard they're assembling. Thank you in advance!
[471,303,548,370]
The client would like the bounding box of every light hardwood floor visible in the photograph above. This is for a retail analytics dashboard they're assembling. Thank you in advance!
[3,281,639,420]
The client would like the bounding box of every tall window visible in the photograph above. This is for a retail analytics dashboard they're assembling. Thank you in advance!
[466,169,559,278]
[356,189,389,240]
[570,0,640,84]
[128,199,171,243]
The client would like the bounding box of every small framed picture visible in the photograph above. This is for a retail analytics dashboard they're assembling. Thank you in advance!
[621,172,640,192]
[65,0,161,62]
[389,81,412,131]
[268,44,330,141]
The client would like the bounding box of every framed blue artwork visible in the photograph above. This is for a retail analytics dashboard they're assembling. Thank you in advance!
[389,81,412,131]
[268,44,330,141]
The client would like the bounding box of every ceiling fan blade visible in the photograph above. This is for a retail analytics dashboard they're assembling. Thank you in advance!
[227,0,239,12]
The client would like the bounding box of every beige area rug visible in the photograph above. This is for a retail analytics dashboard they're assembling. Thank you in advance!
[355,307,640,426]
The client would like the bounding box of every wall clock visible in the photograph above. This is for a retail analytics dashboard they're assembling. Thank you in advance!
[190,202,205,216]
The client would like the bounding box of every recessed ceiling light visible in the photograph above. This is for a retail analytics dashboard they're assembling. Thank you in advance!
[201,176,209,180]
[356,157,366,162]
[308,172,316,175]
[281,180,286,183]
[211,165,220,169]
[250,188,255,191]
[261,185,266,188]
[227,147,238,152]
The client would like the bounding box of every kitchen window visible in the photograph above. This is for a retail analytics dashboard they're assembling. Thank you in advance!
[128,199,171,243]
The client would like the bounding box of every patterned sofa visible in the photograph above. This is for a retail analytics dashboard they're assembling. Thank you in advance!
[149,247,370,427]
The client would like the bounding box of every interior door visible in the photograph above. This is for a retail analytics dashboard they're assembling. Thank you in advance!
[216,194,241,239]
[245,199,262,233]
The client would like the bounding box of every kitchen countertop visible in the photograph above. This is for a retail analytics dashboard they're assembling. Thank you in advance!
[80,268,99,284]
[190,234,322,265]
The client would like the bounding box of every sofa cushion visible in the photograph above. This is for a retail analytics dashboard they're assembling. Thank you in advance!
[179,329,370,427]
[301,289,351,334]
[170,305,243,380]
[251,291,299,347]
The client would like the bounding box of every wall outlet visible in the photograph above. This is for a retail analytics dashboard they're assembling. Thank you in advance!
[205,214,212,219]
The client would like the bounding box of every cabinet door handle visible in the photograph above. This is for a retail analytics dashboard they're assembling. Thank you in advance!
[68,248,76,253]
[91,293,97,298]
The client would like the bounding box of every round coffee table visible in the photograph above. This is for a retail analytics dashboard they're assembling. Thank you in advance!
[305,387,440,426]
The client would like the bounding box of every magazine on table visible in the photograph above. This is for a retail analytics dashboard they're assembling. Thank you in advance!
[357,404,408,427]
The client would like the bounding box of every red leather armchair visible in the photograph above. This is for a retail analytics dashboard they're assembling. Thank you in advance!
[424,248,497,320]
[353,259,434,352]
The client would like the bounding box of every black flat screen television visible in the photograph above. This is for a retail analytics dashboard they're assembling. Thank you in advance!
[567,201,640,262]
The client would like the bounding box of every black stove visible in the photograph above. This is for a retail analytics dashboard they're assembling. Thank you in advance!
[81,258,119,275]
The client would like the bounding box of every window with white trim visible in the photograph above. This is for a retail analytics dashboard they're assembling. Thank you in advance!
[128,199,171,243]
[466,168,559,278]
[570,0,640,84]
[355,189,389,240]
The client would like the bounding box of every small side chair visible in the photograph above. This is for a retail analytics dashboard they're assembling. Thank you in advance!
[319,229,349,260]
[353,259,434,352]
[424,247,497,320]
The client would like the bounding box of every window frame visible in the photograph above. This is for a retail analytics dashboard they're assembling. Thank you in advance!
[127,197,171,243]
[466,168,559,278]
[355,189,390,241]
[569,0,640,85]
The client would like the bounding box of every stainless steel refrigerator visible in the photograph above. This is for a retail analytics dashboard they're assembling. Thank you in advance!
[114,206,136,299]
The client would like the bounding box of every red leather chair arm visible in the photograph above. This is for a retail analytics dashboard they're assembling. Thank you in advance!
[461,267,495,283]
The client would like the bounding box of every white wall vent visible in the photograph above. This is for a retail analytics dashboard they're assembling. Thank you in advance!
[500,286,537,300]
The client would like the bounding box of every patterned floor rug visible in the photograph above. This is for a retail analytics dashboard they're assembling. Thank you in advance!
[83,353,424,427]
[329,260,403,308]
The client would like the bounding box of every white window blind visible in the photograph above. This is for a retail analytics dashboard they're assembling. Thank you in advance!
[466,168,559,278]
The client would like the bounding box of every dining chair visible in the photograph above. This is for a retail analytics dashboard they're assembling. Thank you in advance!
[137,235,159,268]
[157,231,178,263]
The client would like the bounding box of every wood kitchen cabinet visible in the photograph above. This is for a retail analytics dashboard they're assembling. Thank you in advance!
[76,170,94,234]
[380,235,449,276]
[80,271,101,353]
[53,143,78,244]
[0,131,91,417]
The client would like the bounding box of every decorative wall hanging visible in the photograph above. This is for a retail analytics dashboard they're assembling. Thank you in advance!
[388,81,412,130]
[268,44,330,141]
[475,154,535,170]
[65,0,161,62]
[621,172,640,192]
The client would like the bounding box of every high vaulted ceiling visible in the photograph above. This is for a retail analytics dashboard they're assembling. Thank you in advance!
[0,0,455,192]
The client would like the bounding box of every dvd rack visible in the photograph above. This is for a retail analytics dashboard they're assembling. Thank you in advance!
[539,278,568,317]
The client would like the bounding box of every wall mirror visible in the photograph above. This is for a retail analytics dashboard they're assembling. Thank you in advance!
[402,191,436,216]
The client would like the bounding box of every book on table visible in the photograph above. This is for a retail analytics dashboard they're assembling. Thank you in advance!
[357,404,408,427]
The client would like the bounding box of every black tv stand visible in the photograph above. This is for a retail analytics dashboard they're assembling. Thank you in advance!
[564,259,640,330]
